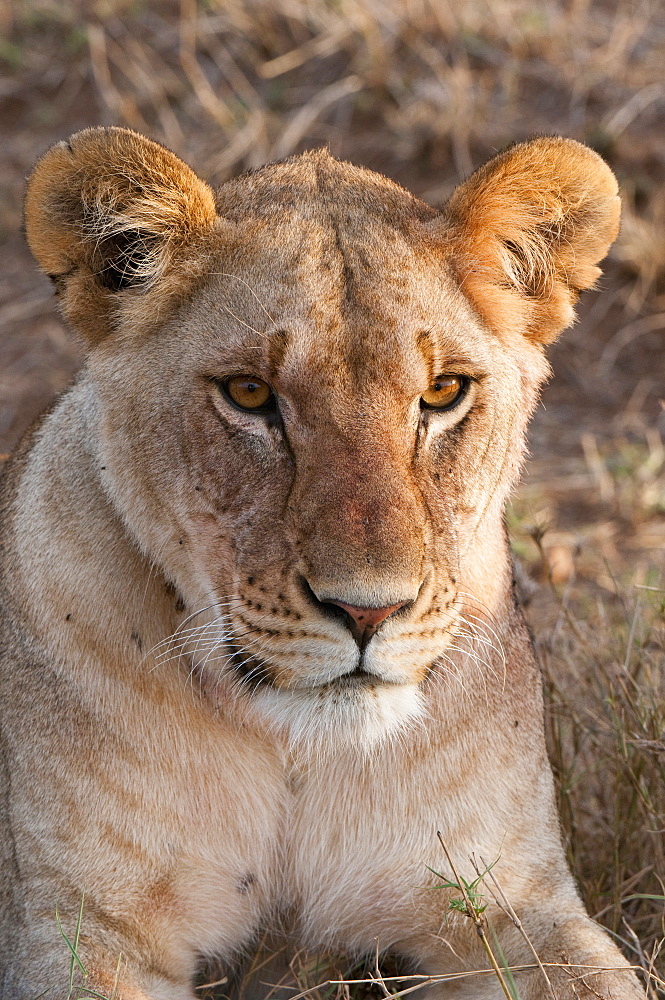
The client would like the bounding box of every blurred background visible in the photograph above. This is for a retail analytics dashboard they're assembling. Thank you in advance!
[1,0,664,993]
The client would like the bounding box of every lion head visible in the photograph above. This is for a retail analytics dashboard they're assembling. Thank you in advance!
[24,128,619,747]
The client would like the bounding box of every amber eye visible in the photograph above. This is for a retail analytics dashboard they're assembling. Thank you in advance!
[222,375,275,412]
[420,374,468,411]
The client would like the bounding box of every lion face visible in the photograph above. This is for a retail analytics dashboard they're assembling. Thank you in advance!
[24,130,619,746]
[90,202,543,745]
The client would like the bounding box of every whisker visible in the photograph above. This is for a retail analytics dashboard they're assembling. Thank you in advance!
[446,644,501,685]
[434,656,472,697]
[145,592,246,667]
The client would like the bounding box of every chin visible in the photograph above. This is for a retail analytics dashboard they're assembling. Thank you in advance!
[249,679,425,757]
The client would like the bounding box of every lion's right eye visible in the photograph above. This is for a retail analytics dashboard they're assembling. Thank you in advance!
[420,374,468,411]
[220,375,276,413]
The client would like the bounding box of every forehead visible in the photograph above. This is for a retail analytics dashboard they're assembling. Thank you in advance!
[186,151,494,378]
[215,148,436,229]
[215,150,437,308]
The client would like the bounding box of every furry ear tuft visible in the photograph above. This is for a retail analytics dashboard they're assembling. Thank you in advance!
[432,137,621,344]
[25,127,218,343]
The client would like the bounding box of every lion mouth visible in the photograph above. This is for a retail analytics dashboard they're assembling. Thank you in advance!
[323,665,383,690]
[218,643,425,747]
[225,640,398,694]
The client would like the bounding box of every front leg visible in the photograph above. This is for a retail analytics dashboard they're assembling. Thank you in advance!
[509,913,644,1000]
[2,923,197,1000]
[402,898,644,1000]
[290,776,646,999]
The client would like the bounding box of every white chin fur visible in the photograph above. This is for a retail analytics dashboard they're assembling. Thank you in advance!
[248,681,424,754]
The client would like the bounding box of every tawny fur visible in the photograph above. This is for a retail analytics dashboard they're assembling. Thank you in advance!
[0,128,641,1000]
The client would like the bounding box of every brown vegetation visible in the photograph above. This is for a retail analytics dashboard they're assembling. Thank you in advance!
[1,0,663,995]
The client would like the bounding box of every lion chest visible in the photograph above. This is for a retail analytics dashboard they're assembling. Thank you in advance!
[279,751,467,953]
[277,730,553,958]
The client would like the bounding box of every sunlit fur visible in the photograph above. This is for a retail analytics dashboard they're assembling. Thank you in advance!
[0,129,644,1000]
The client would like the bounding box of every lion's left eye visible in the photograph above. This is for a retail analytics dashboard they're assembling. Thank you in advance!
[420,375,468,411]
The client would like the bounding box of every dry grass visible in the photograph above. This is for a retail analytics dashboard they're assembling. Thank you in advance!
[1,0,664,996]
[516,539,665,996]
[3,0,665,215]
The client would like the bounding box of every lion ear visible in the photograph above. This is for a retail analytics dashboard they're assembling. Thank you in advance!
[24,127,218,344]
[430,137,621,344]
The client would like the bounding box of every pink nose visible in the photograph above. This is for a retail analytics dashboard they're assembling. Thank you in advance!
[327,601,406,629]
[325,600,407,648]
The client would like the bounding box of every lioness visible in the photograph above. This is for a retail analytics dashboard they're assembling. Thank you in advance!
[0,128,645,1000]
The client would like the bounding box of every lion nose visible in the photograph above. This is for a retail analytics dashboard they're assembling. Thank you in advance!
[323,599,407,649]
[326,601,406,630]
